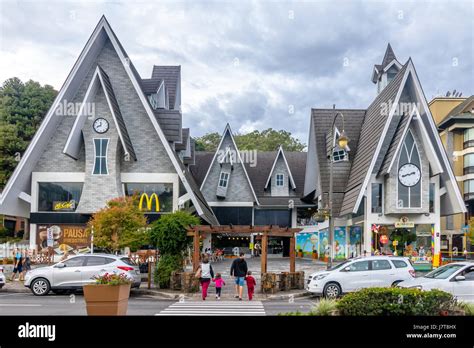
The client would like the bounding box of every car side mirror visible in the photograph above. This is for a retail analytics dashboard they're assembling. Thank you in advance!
[454,275,465,281]
[54,263,66,268]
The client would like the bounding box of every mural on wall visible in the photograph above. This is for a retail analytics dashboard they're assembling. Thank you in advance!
[349,226,362,258]
[319,229,328,258]
[296,232,319,255]
[334,227,346,259]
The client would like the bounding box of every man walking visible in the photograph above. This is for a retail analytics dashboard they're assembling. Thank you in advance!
[230,252,248,301]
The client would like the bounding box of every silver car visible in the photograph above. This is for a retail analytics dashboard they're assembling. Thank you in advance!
[24,254,141,296]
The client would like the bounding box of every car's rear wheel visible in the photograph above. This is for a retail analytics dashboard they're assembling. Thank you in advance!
[31,278,50,296]
[323,282,341,299]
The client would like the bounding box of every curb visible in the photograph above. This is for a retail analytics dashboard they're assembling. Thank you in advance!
[132,289,180,299]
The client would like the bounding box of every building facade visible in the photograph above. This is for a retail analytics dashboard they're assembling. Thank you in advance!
[0,17,217,254]
[431,95,474,255]
[303,45,466,270]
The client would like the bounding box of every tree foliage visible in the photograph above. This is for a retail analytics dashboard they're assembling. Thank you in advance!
[195,128,306,152]
[0,77,57,187]
[150,211,200,288]
[87,196,148,252]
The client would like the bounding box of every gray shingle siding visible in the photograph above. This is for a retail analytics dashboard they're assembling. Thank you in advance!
[201,132,255,203]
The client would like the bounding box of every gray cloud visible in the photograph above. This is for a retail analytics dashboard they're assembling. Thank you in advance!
[0,0,472,144]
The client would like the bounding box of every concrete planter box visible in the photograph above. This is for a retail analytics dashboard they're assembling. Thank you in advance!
[83,284,131,316]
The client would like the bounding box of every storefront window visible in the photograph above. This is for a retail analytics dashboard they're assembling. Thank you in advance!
[464,180,474,201]
[38,182,83,212]
[124,183,173,212]
[464,153,474,174]
[296,207,318,226]
[371,183,382,213]
[397,130,421,208]
[463,128,474,149]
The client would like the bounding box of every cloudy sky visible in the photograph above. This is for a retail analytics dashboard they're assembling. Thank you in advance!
[0,0,472,144]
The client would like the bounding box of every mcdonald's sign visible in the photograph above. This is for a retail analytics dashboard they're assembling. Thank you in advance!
[139,193,160,212]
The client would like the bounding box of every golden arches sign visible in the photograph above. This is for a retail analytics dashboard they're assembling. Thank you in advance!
[138,193,160,212]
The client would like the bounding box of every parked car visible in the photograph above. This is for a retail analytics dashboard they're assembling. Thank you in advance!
[306,256,415,298]
[24,254,141,296]
[0,267,5,289]
[398,262,474,303]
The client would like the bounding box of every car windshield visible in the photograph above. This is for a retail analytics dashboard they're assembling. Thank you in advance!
[329,260,352,271]
[424,264,464,279]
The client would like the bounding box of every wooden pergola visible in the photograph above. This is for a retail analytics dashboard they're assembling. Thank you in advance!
[186,225,303,273]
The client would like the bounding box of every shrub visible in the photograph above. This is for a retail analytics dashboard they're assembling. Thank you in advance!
[457,302,474,316]
[154,254,183,289]
[310,298,338,316]
[337,287,456,316]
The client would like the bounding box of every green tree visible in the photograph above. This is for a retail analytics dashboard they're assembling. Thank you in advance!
[0,77,57,187]
[87,196,148,252]
[194,128,306,152]
[150,211,200,288]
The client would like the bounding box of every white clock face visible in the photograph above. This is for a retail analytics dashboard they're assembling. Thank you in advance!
[398,163,421,187]
[93,118,109,134]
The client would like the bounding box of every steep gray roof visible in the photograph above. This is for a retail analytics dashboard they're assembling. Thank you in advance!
[97,66,137,161]
[140,78,163,94]
[381,43,397,68]
[340,62,408,215]
[175,128,189,151]
[151,66,180,110]
[309,108,366,216]
[438,96,474,129]
[183,138,196,166]
[190,150,310,207]
[152,109,182,142]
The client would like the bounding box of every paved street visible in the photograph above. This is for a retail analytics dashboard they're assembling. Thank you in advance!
[0,292,315,316]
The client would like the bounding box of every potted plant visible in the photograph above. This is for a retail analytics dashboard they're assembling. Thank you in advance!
[83,273,132,316]
[297,249,303,258]
[312,250,318,260]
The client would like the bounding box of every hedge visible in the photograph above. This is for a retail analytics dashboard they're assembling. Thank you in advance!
[337,287,456,316]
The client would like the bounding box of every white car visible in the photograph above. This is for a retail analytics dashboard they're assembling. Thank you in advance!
[0,267,5,289]
[306,256,415,298]
[24,254,141,296]
[398,262,474,303]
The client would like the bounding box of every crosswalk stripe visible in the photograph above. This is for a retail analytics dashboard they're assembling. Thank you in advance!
[156,300,266,316]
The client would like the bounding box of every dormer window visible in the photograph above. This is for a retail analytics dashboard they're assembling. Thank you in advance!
[218,172,230,188]
[276,173,284,187]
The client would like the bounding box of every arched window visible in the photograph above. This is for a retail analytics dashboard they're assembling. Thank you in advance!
[397,130,421,208]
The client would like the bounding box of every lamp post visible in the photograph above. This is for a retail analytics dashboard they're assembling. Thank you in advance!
[327,106,350,270]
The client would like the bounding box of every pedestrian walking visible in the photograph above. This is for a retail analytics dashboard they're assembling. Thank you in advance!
[213,273,226,300]
[10,248,23,281]
[20,250,31,281]
[245,271,256,301]
[196,255,214,300]
[230,252,248,301]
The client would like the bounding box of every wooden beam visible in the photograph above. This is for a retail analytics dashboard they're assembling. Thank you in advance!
[261,231,268,274]
[289,236,295,273]
[193,230,200,272]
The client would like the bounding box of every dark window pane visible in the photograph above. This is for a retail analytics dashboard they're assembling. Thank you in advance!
[38,182,83,212]
[94,139,100,155]
[100,158,108,175]
[349,261,369,271]
[63,257,85,267]
[93,158,101,174]
[372,260,391,270]
[392,260,408,268]
[124,183,173,212]
[371,183,382,213]
[100,139,108,156]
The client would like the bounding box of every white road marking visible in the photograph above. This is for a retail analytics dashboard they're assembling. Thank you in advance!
[0,304,42,307]
[156,300,265,316]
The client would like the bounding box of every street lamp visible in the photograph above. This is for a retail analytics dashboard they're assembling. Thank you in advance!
[327,106,350,270]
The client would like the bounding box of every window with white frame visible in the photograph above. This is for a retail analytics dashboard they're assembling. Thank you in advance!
[397,130,421,208]
[218,172,230,188]
[93,139,109,175]
[276,173,284,187]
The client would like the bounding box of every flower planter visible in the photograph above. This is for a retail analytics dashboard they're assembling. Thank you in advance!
[297,251,303,258]
[312,252,318,260]
[83,283,131,316]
